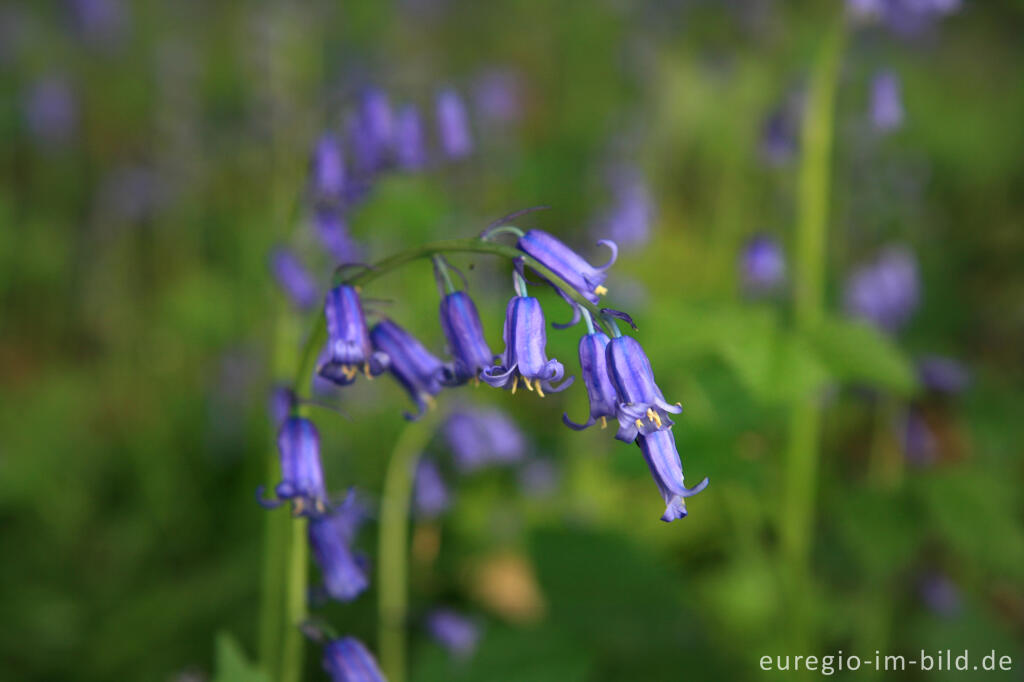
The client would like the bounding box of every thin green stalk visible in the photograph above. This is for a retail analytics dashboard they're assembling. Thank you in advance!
[378,413,441,682]
[780,13,845,651]
[280,514,309,682]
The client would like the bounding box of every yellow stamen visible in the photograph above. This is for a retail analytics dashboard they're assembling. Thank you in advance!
[647,408,663,428]
[364,362,372,379]
[523,377,533,392]
[594,285,608,296]
[600,416,607,429]
[511,376,519,394]
[292,498,305,516]
[473,377,480,387]
[424,394,437,410]
[635,418,644,430]
[535,382,545,398]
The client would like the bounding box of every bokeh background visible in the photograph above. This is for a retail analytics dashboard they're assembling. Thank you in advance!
[2,1,1023,680]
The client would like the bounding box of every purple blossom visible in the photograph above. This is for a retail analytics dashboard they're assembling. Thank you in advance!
[918,571,962,617]
[425,609,480,659]
[270,248,318,310]
[308,493,369,602]
[258,417,327,515]
[436,88,473,159]
[516,229,618,305]
[843,246,920,333]
[443,408,525,473]
[24,76,77,146]
[318,284,388,386]
[322,637,385,682]
[481,296,573,396]
[413,458,450,519]
[901,406,937,466]
[439,291,494,386]
[269,386,296,428]
[68,0,128,46]
[314,207,361,265]
[474,69,524,125]
[916,355,970,395]
[311,134,346,202]
[759,107,797,166]
[349,87,394,175]
[394,104,427,171]
[847,0,960,36]
[870,70,904,133]
[636,429,709,522]
[597,168,656,250]
[605,335,682,443]
[563,332,618,431]
[740,234,786,294]
[370,319,444,420]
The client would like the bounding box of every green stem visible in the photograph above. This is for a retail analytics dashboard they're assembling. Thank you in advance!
[280,514,309,682]
[780,12,845,652]
[378,413,441,682]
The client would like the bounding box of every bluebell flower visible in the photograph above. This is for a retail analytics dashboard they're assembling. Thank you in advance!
[258,417,327,515]
[439,291,495,386]
[312,133,346,201]
[847,0,959,37]
[436,87,473,159]
[69,0,128,46]
[636,429,709,522]
[481,296,573,396]
[270,248,318,310]
[444,408,525,473]
[916,355,970,394]
[370,319,444,420]
[348,87,394,175]
[605,335,682,443]
[563,332,617,430]
[425,609,480,659]
[24,75,77,146]
[870,70,904,133]
[413,458,451,519]
[918,571,961,618]
[516,230,617,305]
[314,207,361,265]
[308,493,369,602]
[318,284,387,386]
[395,104,427,171]
[474,69,524,126]
[901,406,937,466]
[322,637,385,682]
[269,385,296,428]
[740,234,786,294]
[844,246,920,333]
[759,106,798,167]
[597,167,655,250]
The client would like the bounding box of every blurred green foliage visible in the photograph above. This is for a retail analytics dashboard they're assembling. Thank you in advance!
[1,1,1023,681]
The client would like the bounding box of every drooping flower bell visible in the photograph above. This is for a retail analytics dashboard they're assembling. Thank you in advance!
[597,166,655,250]
[516,230,617,305]
[916,355,970,395]
[413,458,451,519]
[311,133,346,202]
[843,246,920,333]
[270,248,318,310]
[394,104,427,171]
[258,416,327,516]
[318,284,387,386]
[308,493,369,602]
[563,331,617,430]
[436,87,472,159]
[369,319,444,420]
[636,428,709,522]
[314,207,361,265]
[605,335,682,443]
[870,70,904,133]
[322,637,386,682]
[481,296,572,396]
[439,291,494,386]
[425,609,480,659]
[444,408,525,473]
[740,234,786,294]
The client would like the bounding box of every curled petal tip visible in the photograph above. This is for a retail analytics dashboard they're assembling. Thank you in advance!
[255,485,283,510]
[595,239,619,270]
[682,476,710,497]
[562,412,594,431]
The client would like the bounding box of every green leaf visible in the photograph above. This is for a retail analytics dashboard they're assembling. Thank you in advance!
[805,316,917,395]
[212,633,271,682]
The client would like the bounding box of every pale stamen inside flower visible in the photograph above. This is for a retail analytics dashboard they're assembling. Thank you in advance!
[594,285,608,296]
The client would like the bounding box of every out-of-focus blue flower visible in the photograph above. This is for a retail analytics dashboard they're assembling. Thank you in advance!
[395,104,427,171]
[759,106,798,166]
[605,336,682,443]
[436,87,473,159]
[636,429,709,522]
[349,87,394,175]
[309,493,369,602]
[870,70,904,133]
[516,230,618,305]
[314,207,361,265]
[564,332,617,431]
[443,408,525,473]
[596,167,656,250]
[439,291,494,386]
[24,75,77,146]
[370,319,444,420]
[312,134,346,202]
[847,0,960,36]
[916,355,970,394]
[425,609,480,659]
[269,386,296,428]
[481,296,573,396]
[519,458,559,498]
[271,248,318,310]
[901,406,937,466]
[474,69,524,125]
[318,284,387,386]
[917,571,962,618]
[740,234,786,294]
[259,417,327,515]
[843,246,920,333]
[322,637,385,682]
[68,0,127,46]
[413,458,450,519]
